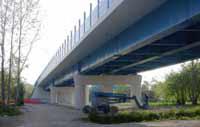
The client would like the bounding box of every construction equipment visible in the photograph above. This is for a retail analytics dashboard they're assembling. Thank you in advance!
[83,92,149,114]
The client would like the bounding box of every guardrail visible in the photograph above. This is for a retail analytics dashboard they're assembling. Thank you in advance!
[36,0,121,86]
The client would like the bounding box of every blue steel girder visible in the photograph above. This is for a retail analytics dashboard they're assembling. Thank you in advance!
[84,26,200,75]
[80,0,200,75]
[54,79,74,87]
[42,64,77,89]
[119,45,200,74]
[110,40,200,74]
[110,28,200,72]
[96,51,198,69]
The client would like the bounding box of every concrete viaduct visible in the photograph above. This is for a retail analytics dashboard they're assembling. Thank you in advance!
[32,0,200,109]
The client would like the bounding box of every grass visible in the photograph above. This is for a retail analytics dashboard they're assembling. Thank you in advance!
[0,105,21,116]
[149,101,176,107]
[88,105,200,124]
[149,101,200,107]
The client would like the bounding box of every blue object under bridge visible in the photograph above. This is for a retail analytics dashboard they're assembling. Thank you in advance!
[35,0,200,90]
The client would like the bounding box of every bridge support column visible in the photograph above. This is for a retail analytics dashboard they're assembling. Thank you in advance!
[130,78,142,100]
[50,86,57,104]
[74,81,86,109]
[73,74,142,109]
[50,86,75,107]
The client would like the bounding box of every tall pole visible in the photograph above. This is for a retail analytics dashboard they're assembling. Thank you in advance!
[83,12,86,33]
[90,3,92,27]
[107,0,110,8]
[78,19,81,40]
[67,35,70,53]
[70,31,73,49]
[74,26,76,45]
[97,0,100,18]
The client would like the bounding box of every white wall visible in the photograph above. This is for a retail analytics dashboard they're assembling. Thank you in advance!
[50,86,75,107]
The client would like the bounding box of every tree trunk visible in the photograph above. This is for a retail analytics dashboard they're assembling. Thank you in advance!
[0,0,9,110]
[1,20,6,110]
[16,31,22,104]
[191,95,198,105]
[8,2,16,105]
[16,0,23,105]
[1,40,6,110]
[192,98,198,105]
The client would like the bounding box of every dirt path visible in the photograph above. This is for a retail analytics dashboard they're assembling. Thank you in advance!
[0,104,200,127]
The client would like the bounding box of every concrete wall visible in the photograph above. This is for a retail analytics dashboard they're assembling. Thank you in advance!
[32,86,50,101]
[50,86,75,107]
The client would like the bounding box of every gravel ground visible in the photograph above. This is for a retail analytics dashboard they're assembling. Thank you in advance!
[0,104,200,127]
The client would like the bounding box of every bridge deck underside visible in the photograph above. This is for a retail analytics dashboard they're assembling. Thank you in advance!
[84,22,200,75]
[42,0,200,88]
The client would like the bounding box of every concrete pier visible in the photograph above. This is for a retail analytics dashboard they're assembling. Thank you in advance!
[49,74,142,109]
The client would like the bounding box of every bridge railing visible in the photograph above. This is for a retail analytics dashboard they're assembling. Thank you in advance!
[36,0,121,86]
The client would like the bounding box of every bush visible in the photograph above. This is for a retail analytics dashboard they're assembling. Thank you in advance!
[0,106,21,116]
[159,109,176,119]
[144,111,160,121]
[194,108,200,115]
[88,106,200,124]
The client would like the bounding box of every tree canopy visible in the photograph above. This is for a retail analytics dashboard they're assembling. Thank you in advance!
[142,60,200,105]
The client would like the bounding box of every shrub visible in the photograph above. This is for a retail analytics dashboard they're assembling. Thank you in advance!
[144,111,160,121]
[0,106,21,116]
[195,108,200,115]
[88,106,200,124]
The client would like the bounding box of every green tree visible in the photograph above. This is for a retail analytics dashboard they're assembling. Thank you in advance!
[24,83,33,98]
[142,81,157,101]
[151,81,167,101]
[182,61,200,105]
[155,60,200,105]
[165,72,187,105]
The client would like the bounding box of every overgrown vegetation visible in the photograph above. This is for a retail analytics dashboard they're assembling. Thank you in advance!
[89,106,200,124]
[0,106,21,116]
